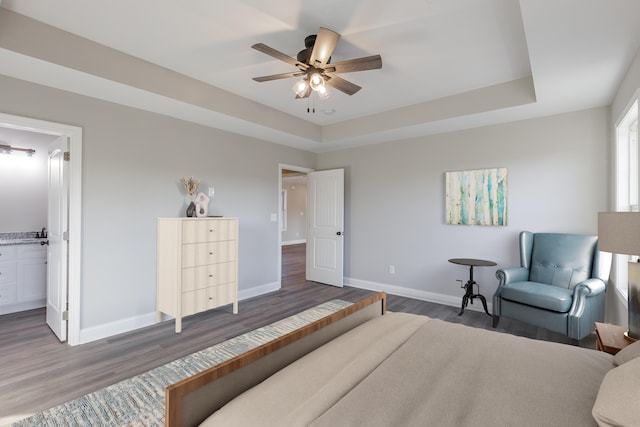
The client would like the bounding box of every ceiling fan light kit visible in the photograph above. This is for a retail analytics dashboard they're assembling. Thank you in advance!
[293,79,309,98]
[252,27,382,111]
[316,85,329,100]
[308,72,324,90]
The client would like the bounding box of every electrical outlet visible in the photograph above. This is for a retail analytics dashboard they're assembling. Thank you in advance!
[389,265,395,275]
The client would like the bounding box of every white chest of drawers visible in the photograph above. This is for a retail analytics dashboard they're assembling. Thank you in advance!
[156,217,238,332]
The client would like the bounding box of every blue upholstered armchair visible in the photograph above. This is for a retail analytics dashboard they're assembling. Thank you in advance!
[492,231,612,341]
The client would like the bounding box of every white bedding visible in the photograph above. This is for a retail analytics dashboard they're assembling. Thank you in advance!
[201,313,614,427]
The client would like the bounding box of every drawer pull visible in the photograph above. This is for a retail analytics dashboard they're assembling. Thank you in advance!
[209,274,213,277]
[208,297,213,300]
[209,252,214,255]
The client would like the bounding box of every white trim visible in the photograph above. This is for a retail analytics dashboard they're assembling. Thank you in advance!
[0,112,82,346]
[0,300,46,316]
[282,239,307,246]
[278,164,314,288]
[613,92,639,300]
[79,312,157,344]
[80,281,281,343]
[238,281,280,301]
[614,88,640,128]
[346,277,494,314]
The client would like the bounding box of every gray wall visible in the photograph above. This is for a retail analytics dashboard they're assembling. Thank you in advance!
[281,176,307,243]
[0,74,315,334]
[318,107,609,305]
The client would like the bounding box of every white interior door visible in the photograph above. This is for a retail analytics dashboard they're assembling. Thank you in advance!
[46,136,69,342]
[306,169,344,287]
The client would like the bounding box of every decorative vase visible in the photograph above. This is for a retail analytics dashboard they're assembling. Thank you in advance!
[186,201,196,217]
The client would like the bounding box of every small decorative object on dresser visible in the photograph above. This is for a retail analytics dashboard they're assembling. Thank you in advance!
[157,217,238,332]
[180,176,200,217]
[194,191,210,217]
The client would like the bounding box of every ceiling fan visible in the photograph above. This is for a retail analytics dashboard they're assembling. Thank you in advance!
[251,27,382,100]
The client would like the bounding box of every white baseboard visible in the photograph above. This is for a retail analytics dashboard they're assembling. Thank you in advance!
[78,281,282,344]
[282,239,306,246]
[238,281,280,301]
[77,278,491,344]
[0,299,45,316]
[79,311,158,344]
[346,277,493,314]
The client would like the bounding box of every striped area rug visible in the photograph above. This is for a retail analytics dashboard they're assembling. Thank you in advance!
[12,299,352,427]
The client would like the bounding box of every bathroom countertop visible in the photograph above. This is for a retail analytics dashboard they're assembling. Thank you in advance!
[0,238,46,246]
[0,232,47,246]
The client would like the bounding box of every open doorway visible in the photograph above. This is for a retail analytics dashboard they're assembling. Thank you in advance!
[279,164,312,289]
[0,112,82,345]
[278,164,346,289]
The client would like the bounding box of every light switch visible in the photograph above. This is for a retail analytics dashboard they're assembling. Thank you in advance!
[208,187,215,197]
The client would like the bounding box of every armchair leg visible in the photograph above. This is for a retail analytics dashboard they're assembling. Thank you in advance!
[492,315,499,328]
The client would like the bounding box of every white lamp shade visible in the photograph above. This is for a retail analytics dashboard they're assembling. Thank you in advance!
[598,212,640,255]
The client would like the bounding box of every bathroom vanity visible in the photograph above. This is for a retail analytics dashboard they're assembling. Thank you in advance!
[0,232,47,315]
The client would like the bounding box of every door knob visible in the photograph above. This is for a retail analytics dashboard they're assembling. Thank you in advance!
[336,231,343,236]
[40,240,49,246]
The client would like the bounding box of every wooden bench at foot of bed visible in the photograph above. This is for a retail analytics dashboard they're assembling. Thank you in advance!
[165,292,387,427]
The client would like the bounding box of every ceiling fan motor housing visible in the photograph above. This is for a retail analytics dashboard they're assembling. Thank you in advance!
[297,34,331,65]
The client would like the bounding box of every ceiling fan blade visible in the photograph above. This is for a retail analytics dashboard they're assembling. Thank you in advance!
[325,75,361,96]
[253,71,306,82]
[252,43,308,70]
[325,55,382,74]
[309,27,340,67]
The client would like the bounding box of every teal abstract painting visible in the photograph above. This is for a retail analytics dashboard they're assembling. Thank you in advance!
[445,168,507,226]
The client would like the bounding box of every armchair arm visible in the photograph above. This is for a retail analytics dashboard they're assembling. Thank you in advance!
[495,267,529,286]
[493,267,529,321]
[573,277,606,296]
[568,278,606,315]
[568,278,607,340]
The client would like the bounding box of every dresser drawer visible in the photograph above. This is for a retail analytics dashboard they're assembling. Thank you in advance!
[182,219,237,244]
[181,288,221,316]
[0,283,17,306]
[210,283,236,307]
[0,262,16,284]
[181,288,208,317]
[0,246,16,262]
[182,261,237,292]
[182,241,237,268]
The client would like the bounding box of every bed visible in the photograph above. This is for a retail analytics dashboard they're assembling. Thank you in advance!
[165,292,640,427]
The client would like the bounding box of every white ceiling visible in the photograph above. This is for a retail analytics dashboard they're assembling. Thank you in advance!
[0,0,639,152]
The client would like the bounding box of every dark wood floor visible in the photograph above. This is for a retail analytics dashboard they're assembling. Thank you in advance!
[0,243,595,423]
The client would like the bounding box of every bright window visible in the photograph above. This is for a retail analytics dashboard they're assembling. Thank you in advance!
[615,98,639,298]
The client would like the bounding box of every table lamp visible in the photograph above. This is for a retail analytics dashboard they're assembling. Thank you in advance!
[598,212,640,341]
